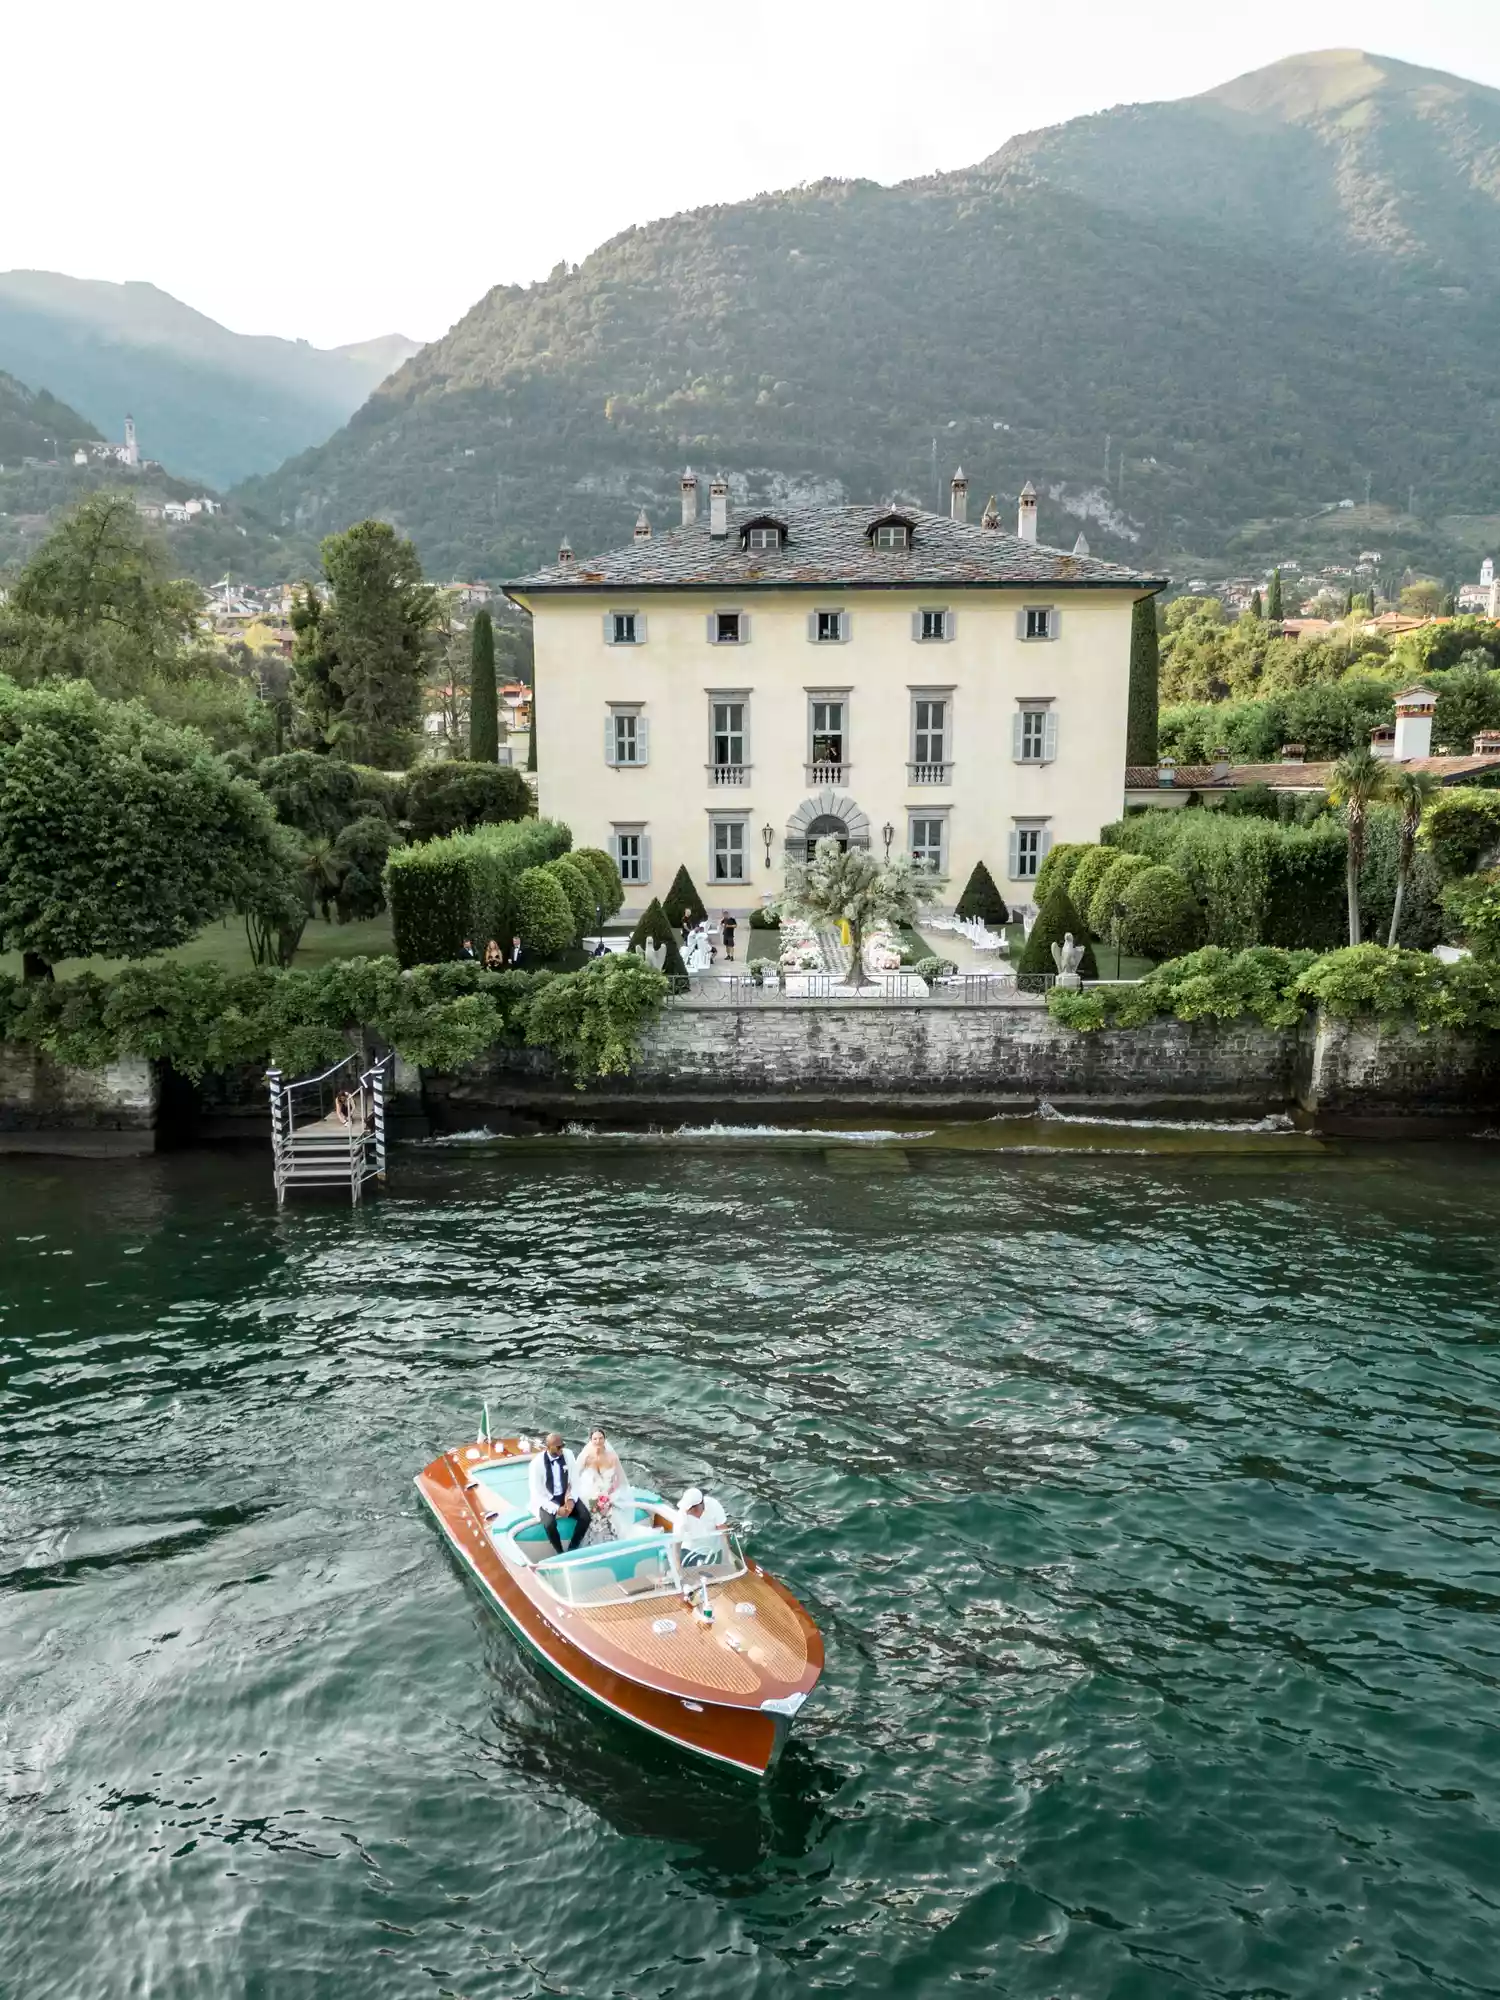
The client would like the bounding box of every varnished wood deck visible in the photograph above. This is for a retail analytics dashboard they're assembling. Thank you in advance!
[577,1571,809,1695]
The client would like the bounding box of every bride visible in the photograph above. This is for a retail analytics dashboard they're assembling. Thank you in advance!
[576,1428,633,1544]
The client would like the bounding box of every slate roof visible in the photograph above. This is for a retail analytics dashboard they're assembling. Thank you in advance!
[505,504,1165,594]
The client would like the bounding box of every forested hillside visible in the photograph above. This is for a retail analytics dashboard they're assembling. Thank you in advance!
[239,48,1500,585]
[0,373,100,464]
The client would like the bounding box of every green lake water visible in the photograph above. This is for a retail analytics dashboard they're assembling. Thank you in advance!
[4,1125,1500,1998]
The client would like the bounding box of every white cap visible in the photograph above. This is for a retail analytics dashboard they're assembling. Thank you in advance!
[679,1486,705,1511]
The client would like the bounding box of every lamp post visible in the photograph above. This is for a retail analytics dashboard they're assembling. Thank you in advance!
[881,820,894,859]
[761,822,775,869]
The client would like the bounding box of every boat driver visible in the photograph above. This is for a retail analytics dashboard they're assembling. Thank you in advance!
[673,1486,728,1575]
[528,1433,591,1555]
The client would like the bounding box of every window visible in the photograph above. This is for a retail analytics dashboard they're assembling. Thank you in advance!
[605,707,648,766]
[1009,822,1052,880]
[1013,704,1057,764]
[874,522,909,551]
[913,697,946,766]
[810,609,848,643]
[916,607,952,642]
[713,610,744,644]
[612,828,649,884]
[711,819,747,883]
[712,699,746,771]
[606,609,644,645]
[1020,606,1058,641]
[810,698,845,772]
[743,522,784,552]
[909,815,947,876]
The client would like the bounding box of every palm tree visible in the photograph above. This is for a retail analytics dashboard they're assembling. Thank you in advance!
[781,837,918,990]
[300,834,344,924]
[1327,748,1391,946]
[1386,766,1440,946]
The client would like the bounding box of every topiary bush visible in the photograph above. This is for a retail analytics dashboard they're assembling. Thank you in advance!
[570,846,625,919]
[332,815,399,922]
[1084,850,1153,938]
[1033,841,1094,903]
[1103,811,1345,949]
[662,865,707,930]
[748,906,781,929]
[405,759,532,841]
[954,861,1009,925]
[627,897,687,977]
[1017,887,1098,979]
[1114,865,1203,961]
[386,819,571,965]
[546,855,596,943]
[513,866,577,958]
[1063,847,1120,925]
[914,955,957,979]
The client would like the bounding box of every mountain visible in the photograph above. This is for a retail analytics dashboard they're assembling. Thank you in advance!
[240,50,1500,586]
[0,274,420,490]
[0,372,100,464]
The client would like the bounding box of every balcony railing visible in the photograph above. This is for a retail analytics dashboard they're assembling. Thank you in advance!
[806,760,845,785]
[907,761,951,785]
[709,762,750,786]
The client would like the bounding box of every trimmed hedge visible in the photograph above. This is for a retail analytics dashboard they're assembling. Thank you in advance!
[571,846,625,919]
[546,855,597,942]
[386,819,571,965]
[1115,865,1203,960]
[954,861,1009,925]
[1033,841,1094,903]
[1421,788,1500,880]
[514,866,577,957]
[1083,851,1153,937]
[1104,812,1346,949]
[1063,847,1118,924]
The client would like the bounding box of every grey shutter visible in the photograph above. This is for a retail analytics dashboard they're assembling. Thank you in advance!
[807,611,819,642]
[637,716,650,764]
[1046,608,1060,641]
[911,610,924,642]
[604,612,616,644]
[838,610,851,642]
[739,611,751,644]
[1012,711,1025,760]
[1040,827,1054,859]
[707,613,718,644]
[1007,827,1021,878]
[635,613,647,644]
[640,833,652,883]
[943,609,956,641]
[1043,710,1059,762]
[1015,609,1028,641]
[608,831,620,869]
[604,715,617,766]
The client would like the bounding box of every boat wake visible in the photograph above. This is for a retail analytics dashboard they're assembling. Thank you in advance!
[1028,1103,1296,1135]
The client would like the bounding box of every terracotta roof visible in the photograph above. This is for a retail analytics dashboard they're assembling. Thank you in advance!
[1126,753,1500,792]
[505,504,1165,594]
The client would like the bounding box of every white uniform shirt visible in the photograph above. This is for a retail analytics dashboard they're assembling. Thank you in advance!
[528,1447,579,1516]
[674,1492,728,1558]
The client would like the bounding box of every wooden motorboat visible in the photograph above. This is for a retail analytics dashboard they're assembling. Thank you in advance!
[416,1427,824,1776]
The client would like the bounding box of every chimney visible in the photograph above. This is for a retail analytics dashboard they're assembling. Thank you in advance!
[557,537,574,567]
[1475,730,1500,756]
[633,508,651,542]
[1211,748,1231,782]
[1369,723,1396,761]
[1280,743,1305,765]
[709,475,729,539]
[1072,531,1090,558]
[680,467,698,527]
[949,466,968,524]
[1157,756,1177,788]
[1393,685,1435,761]
[980,494,1001,530]
[1017,480,1038,543]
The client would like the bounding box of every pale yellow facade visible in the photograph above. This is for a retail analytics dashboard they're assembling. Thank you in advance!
[512,584,1143,910]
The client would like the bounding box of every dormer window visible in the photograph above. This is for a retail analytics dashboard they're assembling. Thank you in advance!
[740,516,786,553]
[867,513,914,552]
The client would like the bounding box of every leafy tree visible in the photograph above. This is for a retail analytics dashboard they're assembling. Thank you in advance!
[1327,747,1389,945]
[1399,580,1444,617]
[1420,788,1500,879]
[332,815,400,922]
[954,860,1008,925]
[294,521,438,767]
[0,681,280,977]
[300,834,343,922]
[468,609,499,762]
[1267,569,1284,622]
[1441,871,1500,957]
[288,584,341,749]
[1017,886,1098,979]
[256,750,374,839]
[6,492,198,671]
[780,837,918,990]
[1431,659,1500,752]
[243,823,311,968]
[1126,596,1160,764]
[513,865,576,958]
[626,896,687,976]
[405,759,531,840]
[1114,866,1202,960]
[662,865,707,930]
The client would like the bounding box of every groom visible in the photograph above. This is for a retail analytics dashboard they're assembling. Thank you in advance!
[528,1432,591,1555]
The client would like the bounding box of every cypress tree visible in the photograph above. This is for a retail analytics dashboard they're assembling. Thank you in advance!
[468,609,498,762]
[662,864,707,929]
[626,897,687,976]
[954,860,1009,925]
[1125,595,1159,765]
[1017,886,1098,980]
[1248,589,1263,620]
[1342,590,1355,618]
[1267,568,1284,622]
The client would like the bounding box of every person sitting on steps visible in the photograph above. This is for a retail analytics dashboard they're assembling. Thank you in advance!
[528,1432,590,1556]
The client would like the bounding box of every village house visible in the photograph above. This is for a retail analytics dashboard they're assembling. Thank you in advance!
[504,472,1164,908]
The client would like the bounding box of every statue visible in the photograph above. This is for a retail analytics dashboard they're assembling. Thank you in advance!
[1051,931,1086,990]
[643,938,668,973]
[682,925,714,975]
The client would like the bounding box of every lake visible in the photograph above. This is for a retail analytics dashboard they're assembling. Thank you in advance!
[4,1124,1500,1998]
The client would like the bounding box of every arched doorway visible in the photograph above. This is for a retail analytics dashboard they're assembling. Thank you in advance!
[785,789,871,864]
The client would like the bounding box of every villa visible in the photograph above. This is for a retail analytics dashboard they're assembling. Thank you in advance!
[504,473,1163,908]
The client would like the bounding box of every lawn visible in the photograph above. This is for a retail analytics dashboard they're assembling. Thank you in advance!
[0,912,398,982]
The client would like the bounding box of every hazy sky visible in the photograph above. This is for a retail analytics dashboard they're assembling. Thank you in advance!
[8,0,1498,349]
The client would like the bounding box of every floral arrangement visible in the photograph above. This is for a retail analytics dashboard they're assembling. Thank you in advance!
[777,916,824,972]
[862,921,909,974]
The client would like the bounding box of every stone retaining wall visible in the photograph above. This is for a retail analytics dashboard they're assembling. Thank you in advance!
[0,1046,158,1154]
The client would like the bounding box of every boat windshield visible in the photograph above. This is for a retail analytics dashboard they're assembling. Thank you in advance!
[536,1529,746,1607]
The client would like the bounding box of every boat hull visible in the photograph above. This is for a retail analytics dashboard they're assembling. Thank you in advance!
[416,1446,819,1776]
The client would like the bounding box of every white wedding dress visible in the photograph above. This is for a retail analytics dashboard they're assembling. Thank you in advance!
[577,1457,634,1543]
